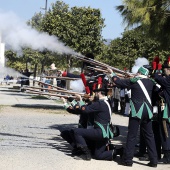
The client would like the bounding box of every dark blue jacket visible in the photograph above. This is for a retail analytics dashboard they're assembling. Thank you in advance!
[112,76,156,119]
[155,73,170,121]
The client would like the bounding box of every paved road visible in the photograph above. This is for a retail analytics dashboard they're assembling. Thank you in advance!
[0,84,63,107]
[0,84,169,170]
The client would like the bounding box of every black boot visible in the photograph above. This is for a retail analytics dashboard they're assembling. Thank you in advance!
[120,161,133,167]
[72,147,83,156]
[147,162,157,167]
[139,153,149,161]
[116,147,124,158]
[74,146,91,161]
[163,150,170,164]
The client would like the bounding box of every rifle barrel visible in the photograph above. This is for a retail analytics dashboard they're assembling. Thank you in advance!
[73,55,135,77]
[44,76,80,80]
[24,86,84,96]
[26,91,77,98]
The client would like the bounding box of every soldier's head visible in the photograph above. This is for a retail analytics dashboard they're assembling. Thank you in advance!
[137,66,149,76]
[93,83,108,101]
[162,56,170,76]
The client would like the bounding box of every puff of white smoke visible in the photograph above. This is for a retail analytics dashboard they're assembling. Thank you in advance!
[131,57,149,74]
[0,63,23,79]
[0,10,76,55]
[70,79,85,93]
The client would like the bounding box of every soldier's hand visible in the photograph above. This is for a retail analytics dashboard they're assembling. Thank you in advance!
[75,94,82,101]
[67,97,74,102]
[107,68,113,74]
[61,97,67,104]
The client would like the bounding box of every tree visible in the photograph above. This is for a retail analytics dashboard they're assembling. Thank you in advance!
[27,12,44,31]
[5,50,25,71]
[116,0,170,50]
[41,1,105,55]
[6,1,106,74]
[102,29,168,71]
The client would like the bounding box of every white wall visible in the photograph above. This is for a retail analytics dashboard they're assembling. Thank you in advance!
[0,42,5,67]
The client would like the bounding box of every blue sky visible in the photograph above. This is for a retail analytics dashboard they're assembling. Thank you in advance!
[0,0,125,39]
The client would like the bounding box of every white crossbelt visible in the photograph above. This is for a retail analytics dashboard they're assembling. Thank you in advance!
[137,79,151,105]
[104,100,112,123]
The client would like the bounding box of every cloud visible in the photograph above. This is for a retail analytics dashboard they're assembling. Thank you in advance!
[0,10,77,55]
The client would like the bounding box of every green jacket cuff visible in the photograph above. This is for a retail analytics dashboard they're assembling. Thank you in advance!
[64,103,70,109]
[79,100,85,106]
[71,99,77,106]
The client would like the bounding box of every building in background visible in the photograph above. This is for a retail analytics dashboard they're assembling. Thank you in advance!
[0,33,5,67]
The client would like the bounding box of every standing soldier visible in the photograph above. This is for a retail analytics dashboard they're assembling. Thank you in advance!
[22,69,33,86]
[107,66,158,167]
[154,57,170,164]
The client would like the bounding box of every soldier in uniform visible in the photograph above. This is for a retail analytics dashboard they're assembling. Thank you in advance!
[60,95,95,156]
[135,86,162,161]
[107,66,158,167]
[71,83,123,161]
[154,57,170,164]
[22,69,33,86]
[135,62,162,161]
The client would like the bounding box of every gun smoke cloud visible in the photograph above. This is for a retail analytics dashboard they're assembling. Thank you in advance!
[70,79,85,93]
[0,10,79,55]
[131,57,149,74]
[0,63,24,79]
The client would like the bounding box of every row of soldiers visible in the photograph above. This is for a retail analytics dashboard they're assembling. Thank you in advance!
[58,54,170,167]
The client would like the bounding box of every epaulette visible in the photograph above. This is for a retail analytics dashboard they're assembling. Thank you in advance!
[130,77,141,83]
[130,76,156,84]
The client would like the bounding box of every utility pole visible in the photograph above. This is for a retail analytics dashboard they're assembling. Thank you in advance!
[41,0,48,13]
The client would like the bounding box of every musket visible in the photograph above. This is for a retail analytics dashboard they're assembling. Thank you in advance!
[163,119,169,138]
[29,78,66,91]
[43,76,80,80]
[24,86,84,96]
[74,55,135,77]
[25,88,91,100]
[23,78,91,99]
[160,99,169,138]
[26,90,77,99]
[86,66,128,78]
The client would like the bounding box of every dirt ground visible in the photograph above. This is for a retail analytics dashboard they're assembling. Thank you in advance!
[0,105,169,170]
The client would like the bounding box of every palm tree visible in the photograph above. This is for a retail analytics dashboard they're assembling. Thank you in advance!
[116,0,170,50]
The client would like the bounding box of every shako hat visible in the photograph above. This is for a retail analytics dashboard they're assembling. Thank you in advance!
[93,76,108,95]
[138,66,149,76]
[162,56,170,69]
